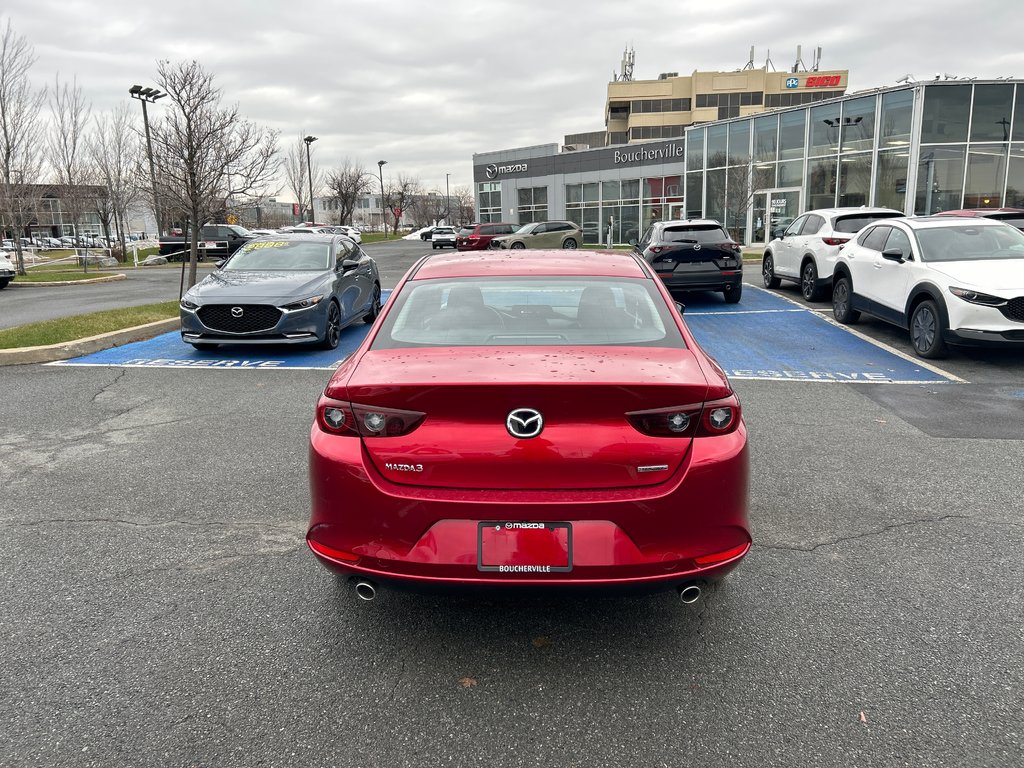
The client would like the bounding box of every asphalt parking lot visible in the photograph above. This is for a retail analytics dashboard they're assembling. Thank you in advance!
[2,240,1022,767]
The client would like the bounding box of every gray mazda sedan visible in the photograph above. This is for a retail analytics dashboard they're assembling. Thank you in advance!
[179,234,381,351]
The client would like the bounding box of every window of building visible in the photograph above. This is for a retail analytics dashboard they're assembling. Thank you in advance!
[838,153,872,207]
[779,110,807,161]
[874,149,909,211]
[707,124,728,167]
[921,84,971,144]
[753,115,778,163]
[964,146,1008,207]
[686,173,703,218]
[879,90,913,149]
[915,145,966,214]
[1015,88,1024,142]
[728,120,750,165]
[478,181,502,222]
[717,106,740,120]
[806,157,838,209]
[970,84,1014,142]
[517,186,548,224]
[687,128,704,171]
[1005,144,1024,206]
[810,103,841,157]
[777,159,803,188]
[840,96,876,153]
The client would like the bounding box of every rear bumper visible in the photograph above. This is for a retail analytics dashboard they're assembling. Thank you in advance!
[307,423,750,589]
[656,270,743,293]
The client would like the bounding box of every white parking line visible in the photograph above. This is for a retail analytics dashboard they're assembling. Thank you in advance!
[685,308,806,316]
[752,285,967,384]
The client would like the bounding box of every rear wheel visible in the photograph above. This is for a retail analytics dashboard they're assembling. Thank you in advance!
[832,276,860,324]
[363,283,382,324]
[910,299,947,359]
[562,238,578,250]
[510,242,526,250]
[319,300,342,350]
[801,259,825,301]
[723,282,743,304]
[762,254,781,288]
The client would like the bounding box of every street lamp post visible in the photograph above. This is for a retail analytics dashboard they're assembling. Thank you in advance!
[303,135,317,224]
[444,172,451,224]
[377,160,387,233]
[129,85,166,237]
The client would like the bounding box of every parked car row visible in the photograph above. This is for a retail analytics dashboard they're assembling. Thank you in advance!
[762,207,1024,358]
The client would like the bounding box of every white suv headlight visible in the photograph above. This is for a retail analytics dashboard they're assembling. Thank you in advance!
[948,287,1007,307]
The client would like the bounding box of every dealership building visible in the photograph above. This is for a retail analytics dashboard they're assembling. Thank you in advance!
[473,61,1024,246]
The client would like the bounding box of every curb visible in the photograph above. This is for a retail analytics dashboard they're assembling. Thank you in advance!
[8,273,127,287]
[0,317,179,366]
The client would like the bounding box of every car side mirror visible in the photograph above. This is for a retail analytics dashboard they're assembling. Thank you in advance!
[214,260,225,269]
[881,247,905,263]
[629,238,638,246]
[340,258,360,271]
[675,301,686,315]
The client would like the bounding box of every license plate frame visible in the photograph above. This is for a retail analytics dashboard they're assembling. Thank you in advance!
[477,521,573,573]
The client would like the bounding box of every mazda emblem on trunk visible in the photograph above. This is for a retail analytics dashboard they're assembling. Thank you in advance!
[231,306,244,317]
[506,408,544,439]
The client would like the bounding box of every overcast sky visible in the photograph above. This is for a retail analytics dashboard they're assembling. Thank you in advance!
[4,0,1021,201]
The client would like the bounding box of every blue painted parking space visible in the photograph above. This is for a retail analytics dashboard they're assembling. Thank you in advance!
[53,285,958,383]
[681,286,959,384]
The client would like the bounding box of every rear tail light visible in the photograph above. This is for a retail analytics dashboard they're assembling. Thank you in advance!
[468,235,480,241]
[720,242,742,253]
[649,245,665,254]
[821,237,849,247]
[317,396,426,437]
[306,536,360,563]
[627,393,742,438]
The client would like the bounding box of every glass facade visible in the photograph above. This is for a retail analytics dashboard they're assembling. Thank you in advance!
[481,81,1024,245]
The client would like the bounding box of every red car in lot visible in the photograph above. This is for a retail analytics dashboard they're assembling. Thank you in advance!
[307,250,750,601]
[455,222,517,251]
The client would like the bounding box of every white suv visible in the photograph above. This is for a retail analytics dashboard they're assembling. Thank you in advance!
[0,250,15,289]
[831,217,1024,358]
[763,207,903,301]
[431,226,457,249]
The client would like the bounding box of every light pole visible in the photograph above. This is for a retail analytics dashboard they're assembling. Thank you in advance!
[129,85,166,237]
[377,160,387,233]
[444,172,451,224]
[303,135,317,224]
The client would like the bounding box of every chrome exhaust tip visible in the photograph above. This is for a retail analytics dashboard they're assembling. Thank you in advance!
[354,580,377,601]
[678,583,702,604]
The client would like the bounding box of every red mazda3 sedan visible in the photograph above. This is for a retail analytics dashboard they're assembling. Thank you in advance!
[307,250,750,601]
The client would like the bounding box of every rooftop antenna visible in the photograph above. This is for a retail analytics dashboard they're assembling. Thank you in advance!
[813,46,822,72]
[764,48,775,72]
[792,45,808,73]
[614,46,635,82]
[743,46,756,70]
[896,74,915,84]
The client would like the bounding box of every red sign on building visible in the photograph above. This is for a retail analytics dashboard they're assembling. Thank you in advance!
[805,75,842,88]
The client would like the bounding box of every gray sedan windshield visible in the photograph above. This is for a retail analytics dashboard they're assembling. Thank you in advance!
[225,240,331,271]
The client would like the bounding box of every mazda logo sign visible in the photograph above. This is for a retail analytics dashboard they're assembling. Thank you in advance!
[485,163,498,180]
[506,408,544,439]
[692,243,701,251]
[231,306,244,318]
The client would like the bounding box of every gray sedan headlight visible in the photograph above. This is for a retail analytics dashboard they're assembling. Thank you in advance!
[948,287,1007,307]
[180,297,199,310]
[281,295,325,311]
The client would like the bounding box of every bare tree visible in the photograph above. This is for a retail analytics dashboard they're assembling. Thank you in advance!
[325,159,372,225]
[148,60,279,288]
[90,103,142,258]
[452,185,475,226]
[383,173,420,236]
[283,133,322,224]
[47,74,92,249]
[0,19,46,275]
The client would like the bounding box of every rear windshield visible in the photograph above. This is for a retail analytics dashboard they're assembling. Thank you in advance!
[434,228,455,234]
[916,224,1024,262]
[661,225,729,244]
[224,240,331,271]
[458,227,475,237]
[833,213,902,233]
[371,276,684,349]
[988,215,1024,230]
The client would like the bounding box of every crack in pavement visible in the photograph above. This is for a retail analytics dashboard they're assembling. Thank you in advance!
[756,514,972,554]
[91,369,127,404]
[86,545,308,588]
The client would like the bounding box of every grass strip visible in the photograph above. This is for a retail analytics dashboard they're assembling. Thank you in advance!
[14,271,121,283]
[0,301,179,349]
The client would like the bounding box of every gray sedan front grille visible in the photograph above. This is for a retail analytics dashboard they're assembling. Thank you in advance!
[198,304,282,333]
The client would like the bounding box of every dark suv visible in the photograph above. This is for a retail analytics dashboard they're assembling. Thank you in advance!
[633,220,744,303]
[456,222,517,251]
